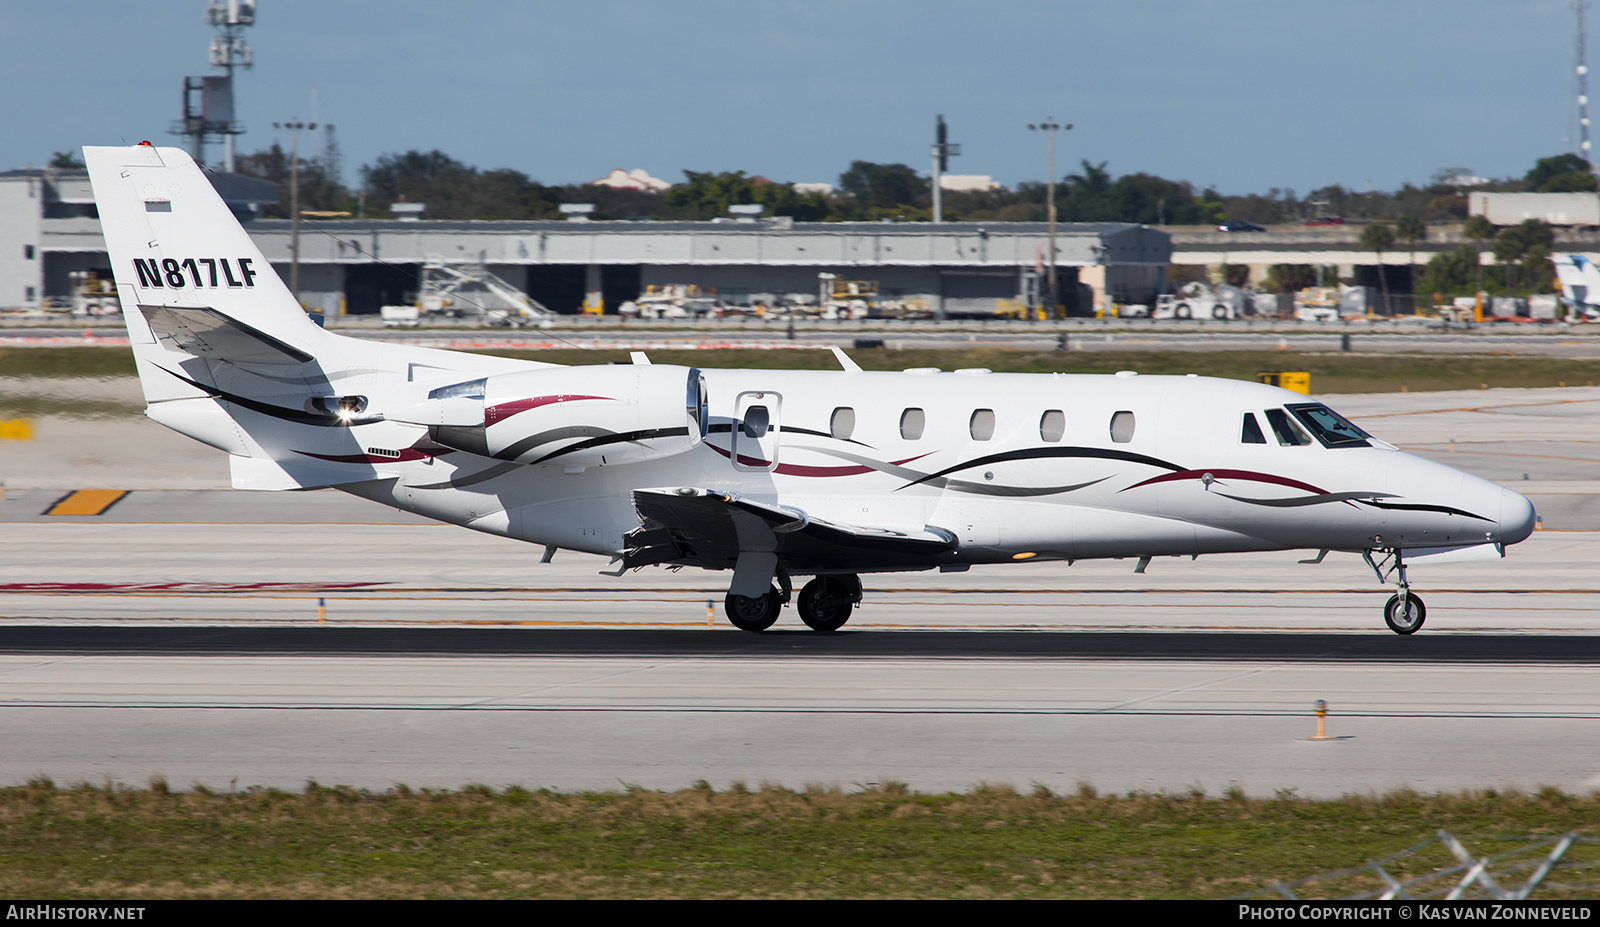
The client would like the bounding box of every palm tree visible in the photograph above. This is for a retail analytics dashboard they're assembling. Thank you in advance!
[1360,222,1396,315]
[1462,214,1494,296]
[1396,215,1426,314]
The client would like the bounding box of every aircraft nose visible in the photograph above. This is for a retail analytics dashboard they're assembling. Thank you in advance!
[1499,486,1536,545]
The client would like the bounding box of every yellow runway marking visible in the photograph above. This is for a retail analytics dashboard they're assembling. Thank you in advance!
[0,419,33,440]
[44,490,130,516]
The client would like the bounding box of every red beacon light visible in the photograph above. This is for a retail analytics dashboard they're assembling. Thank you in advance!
[138,140,153,146]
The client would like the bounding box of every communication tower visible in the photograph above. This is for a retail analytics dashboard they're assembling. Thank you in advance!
[1577,0,1592,169]
[172,1,255,170]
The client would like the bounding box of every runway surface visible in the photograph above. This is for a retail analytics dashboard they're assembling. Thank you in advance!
[0,386,1596,796]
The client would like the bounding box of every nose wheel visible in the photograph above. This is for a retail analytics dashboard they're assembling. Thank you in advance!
[1383,592,1426,635]
[796,575,861,632]
[1365,549,1427,635]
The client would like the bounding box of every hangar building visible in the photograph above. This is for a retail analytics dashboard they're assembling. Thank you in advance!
[0,167,1172,316]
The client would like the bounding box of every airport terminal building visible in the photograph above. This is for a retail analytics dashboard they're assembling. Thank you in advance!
[0,167,1172,317]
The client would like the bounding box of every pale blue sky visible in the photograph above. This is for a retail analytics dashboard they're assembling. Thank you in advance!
[0,1,1586,195]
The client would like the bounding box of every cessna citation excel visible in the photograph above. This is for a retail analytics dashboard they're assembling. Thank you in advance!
[85,144,1536,635]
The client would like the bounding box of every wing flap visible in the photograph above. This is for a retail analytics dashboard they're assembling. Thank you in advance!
[625,488,956,570]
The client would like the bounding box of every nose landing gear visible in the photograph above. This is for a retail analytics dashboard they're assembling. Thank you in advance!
[1364,549,1427,635]
[1383,592,1426,635]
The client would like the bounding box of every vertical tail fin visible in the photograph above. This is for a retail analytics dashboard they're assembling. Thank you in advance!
[83,144,334,402]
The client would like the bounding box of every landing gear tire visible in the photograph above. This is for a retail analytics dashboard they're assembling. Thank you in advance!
[725,587,783,632]
[797,576,857,632]
[1384,592,1426,635]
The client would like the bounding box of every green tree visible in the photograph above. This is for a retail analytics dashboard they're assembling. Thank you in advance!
[238,143,348,216]
[1492,219,1553,294]
[1265,264,1318,294]
[666,171,828,221]
[837,161,926,217]
[49,151,84,169]
[1524,153,1597,193]
[1417,245,1480,297]
[1359,222,1396,314]
[1462,213,1494,293]
[357,150,556,219]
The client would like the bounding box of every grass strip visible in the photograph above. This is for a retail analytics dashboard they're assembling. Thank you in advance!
[0,396,144,419]
[2,780,1597,899]
[8,345,1600,393]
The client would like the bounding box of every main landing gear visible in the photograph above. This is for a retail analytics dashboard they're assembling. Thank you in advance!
[724,587,784,632]
[1364,549,1426,635]
[723,574,862,633]
[796,575,862,632]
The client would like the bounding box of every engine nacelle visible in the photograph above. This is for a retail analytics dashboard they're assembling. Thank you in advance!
[406,365,707,468]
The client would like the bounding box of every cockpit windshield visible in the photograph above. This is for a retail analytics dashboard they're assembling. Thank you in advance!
[1286,403,1371,448]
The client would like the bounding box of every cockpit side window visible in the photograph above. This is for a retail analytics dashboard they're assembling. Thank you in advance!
[1287,403,1372,448]
[1263,408,1312,446]
[1241,412,1267,444]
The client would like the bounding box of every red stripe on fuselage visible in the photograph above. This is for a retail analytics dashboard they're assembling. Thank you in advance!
[1121,468,1328,495]
[484,395,614,427]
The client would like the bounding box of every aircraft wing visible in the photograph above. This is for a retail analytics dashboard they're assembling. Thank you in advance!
[624,488,957,572]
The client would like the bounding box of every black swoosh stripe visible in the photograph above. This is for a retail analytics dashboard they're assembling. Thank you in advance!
[901,446,1185,489]
[1363,500,1493,522]
[941,476,1110,497]
[493,425,618,462]
[1215,490,1392,508]
[409,461,522,490]
[157,366,344,427]
[530,427,691,465]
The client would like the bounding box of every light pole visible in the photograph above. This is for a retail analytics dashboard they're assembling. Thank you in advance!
[931,114,959,224]
[273,120,316,308]
[1028,120,1072,317]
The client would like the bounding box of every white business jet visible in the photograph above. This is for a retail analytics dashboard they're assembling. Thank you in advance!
[85,144,1536,635]
[1553,253,1600,321]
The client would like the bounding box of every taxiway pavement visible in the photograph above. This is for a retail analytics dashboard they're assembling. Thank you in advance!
[0,386,1596,796]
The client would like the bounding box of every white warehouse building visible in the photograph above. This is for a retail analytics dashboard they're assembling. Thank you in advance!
[0,167,1172,317]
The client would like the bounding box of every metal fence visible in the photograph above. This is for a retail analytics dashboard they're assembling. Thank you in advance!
[1232,830,1600,900]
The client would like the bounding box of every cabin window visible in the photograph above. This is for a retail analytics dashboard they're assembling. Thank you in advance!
[900,407,925,440]
[1109,410,1136,444]
[969,409,995,441]
[1241,412,1267,444]
[743,405,771,438]
[1263,408,1312,446]
[23,245,34,260]
[1287,403,1371,448]
[1040,409,1065,443]
[830,406,855,440]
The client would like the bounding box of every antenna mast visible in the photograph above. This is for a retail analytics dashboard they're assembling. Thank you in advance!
[1578,0,1592,168]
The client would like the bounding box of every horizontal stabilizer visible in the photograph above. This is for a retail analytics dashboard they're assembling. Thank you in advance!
[625,487,955,571]
[230,454,399,491]
[141,304,313,367]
